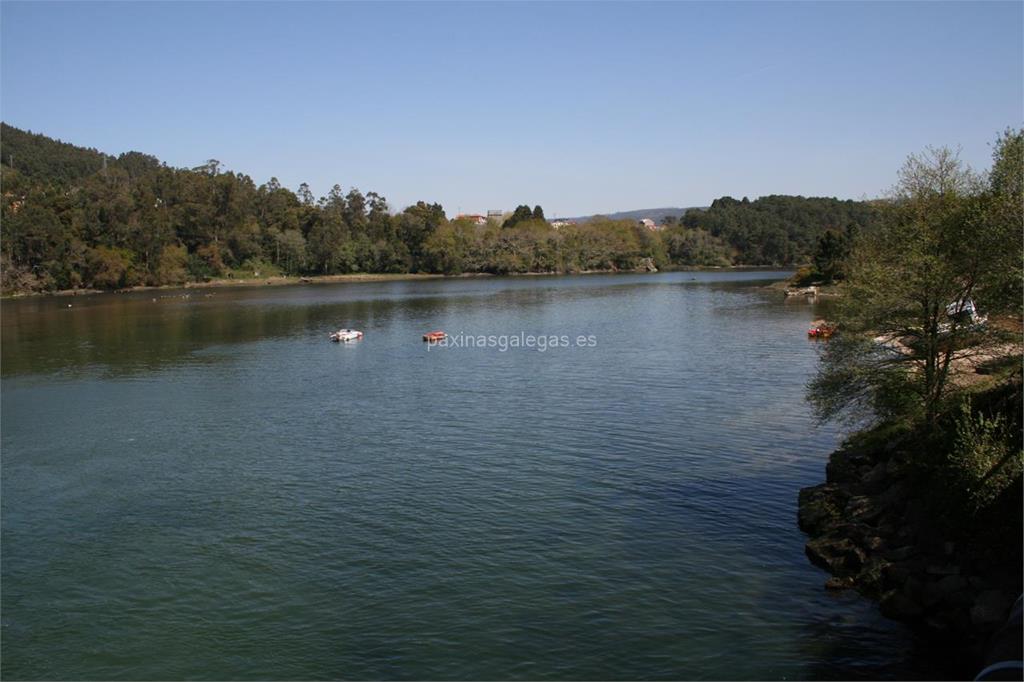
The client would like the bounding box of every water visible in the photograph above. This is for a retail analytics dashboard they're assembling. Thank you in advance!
[1,271,946,680]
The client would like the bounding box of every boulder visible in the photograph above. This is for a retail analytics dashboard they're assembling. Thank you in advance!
[926,564,961,577]
[880,589,924,620]
[798,484,843,535]
[924,574,967,607]
[862,461,890,494]
[971,590,1013,627]
[806,537,865,574]
[825,576,855,591]
[865,535,887,552]
[885,545,919,562]
[846,495,884,525]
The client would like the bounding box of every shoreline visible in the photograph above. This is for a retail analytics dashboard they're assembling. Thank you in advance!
[2,265,794,300]
[798,421,1021,674]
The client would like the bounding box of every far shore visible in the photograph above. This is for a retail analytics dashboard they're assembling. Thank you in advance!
[2,265,796,300]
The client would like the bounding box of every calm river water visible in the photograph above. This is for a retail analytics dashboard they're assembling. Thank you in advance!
[2,271,948,679]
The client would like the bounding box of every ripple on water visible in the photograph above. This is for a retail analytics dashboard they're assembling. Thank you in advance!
[1,273,946,680]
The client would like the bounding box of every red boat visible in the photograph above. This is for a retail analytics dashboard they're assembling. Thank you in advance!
[423,331,447,342]
[808,324,836,339]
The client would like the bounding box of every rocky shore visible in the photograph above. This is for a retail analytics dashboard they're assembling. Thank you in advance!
[798,436,1021,664]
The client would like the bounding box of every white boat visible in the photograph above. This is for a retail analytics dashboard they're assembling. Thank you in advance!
[330,329,363,342]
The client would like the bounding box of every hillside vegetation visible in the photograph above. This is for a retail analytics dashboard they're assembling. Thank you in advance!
[1,123,877,293]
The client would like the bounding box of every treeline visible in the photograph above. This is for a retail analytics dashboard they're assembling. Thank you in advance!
[0,123,877,292]
[675,194,878,265]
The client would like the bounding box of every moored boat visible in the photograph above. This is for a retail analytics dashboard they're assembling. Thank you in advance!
[808,323,836,339]
[423,331,447,342]
[330,329,363,342]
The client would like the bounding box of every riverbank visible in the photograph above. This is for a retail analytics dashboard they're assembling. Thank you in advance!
[1,265,793,299]
[764,278,840,297]
[0,272,467,299]
[798,367,1023,672]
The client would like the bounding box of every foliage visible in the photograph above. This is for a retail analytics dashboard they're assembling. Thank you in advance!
[1,124,886,292]
[810,132,1023,429]
[682,195,877,265]
[947,400,1023,516]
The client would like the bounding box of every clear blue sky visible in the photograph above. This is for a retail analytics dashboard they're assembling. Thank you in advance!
[2,1,1021,216]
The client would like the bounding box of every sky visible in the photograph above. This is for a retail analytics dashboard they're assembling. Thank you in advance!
[2,1,1022,217]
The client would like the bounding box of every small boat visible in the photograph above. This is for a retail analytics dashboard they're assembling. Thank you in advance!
[422,331,447,342]
[330,329,363,342]
[808,324,836,339]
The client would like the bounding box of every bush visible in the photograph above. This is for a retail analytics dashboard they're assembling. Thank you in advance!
[791,266,818,287]
[154,244,189,285]
[947,401,1023,516]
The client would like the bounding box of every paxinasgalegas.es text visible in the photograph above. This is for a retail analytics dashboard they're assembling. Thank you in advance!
[426,333,598,352]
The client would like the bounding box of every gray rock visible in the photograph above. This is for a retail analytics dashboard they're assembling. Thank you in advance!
[805,537,865,574]
[903,575,927,603]
[825,576,855,591]
[885,545,919,562]
[880,589,924,620]
[846,495,884,525]
[798,484,844,535]
[923,574,967,607]
[971,589,1013,626]
[926,564,960,576]
[862,461,889,493]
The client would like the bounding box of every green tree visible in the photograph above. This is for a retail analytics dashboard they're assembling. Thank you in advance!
[810,139,1022,427]
[811,230,849,284]
[504,205,534,229]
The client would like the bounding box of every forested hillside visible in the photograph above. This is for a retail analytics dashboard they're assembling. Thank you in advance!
[681,195,879,265]
[0,124,878,292]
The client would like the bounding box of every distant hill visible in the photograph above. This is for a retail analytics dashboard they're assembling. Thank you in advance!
[560,207,706,223]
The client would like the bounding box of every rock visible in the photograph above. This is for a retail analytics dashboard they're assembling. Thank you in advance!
[880,589,924,620]
[933,607,972,635]
[805,537,865,574]
[846,495,884,525]
[826,456,861,487]
[968,576,990,591]
[834,522,872,544]
[798,484,843,535]
[903,575,927,603]
[857,558,890,594]
[924,575,967,607]
[825,576,855,591]
[926,564,961,577]
[936,573,967,595]
[866,536,886,552]
[877,483,908,513]
[883,560,918,589]
[862,461,890,494]
[971,590,1013,627]
[885,545,920,562]
[876,521,897,539]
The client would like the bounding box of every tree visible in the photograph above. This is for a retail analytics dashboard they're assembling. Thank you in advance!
[504,204,534,229]
[811,229,850,284]
[297,182,315,206]
[809,136,1022,427]
[532,205,546,222]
